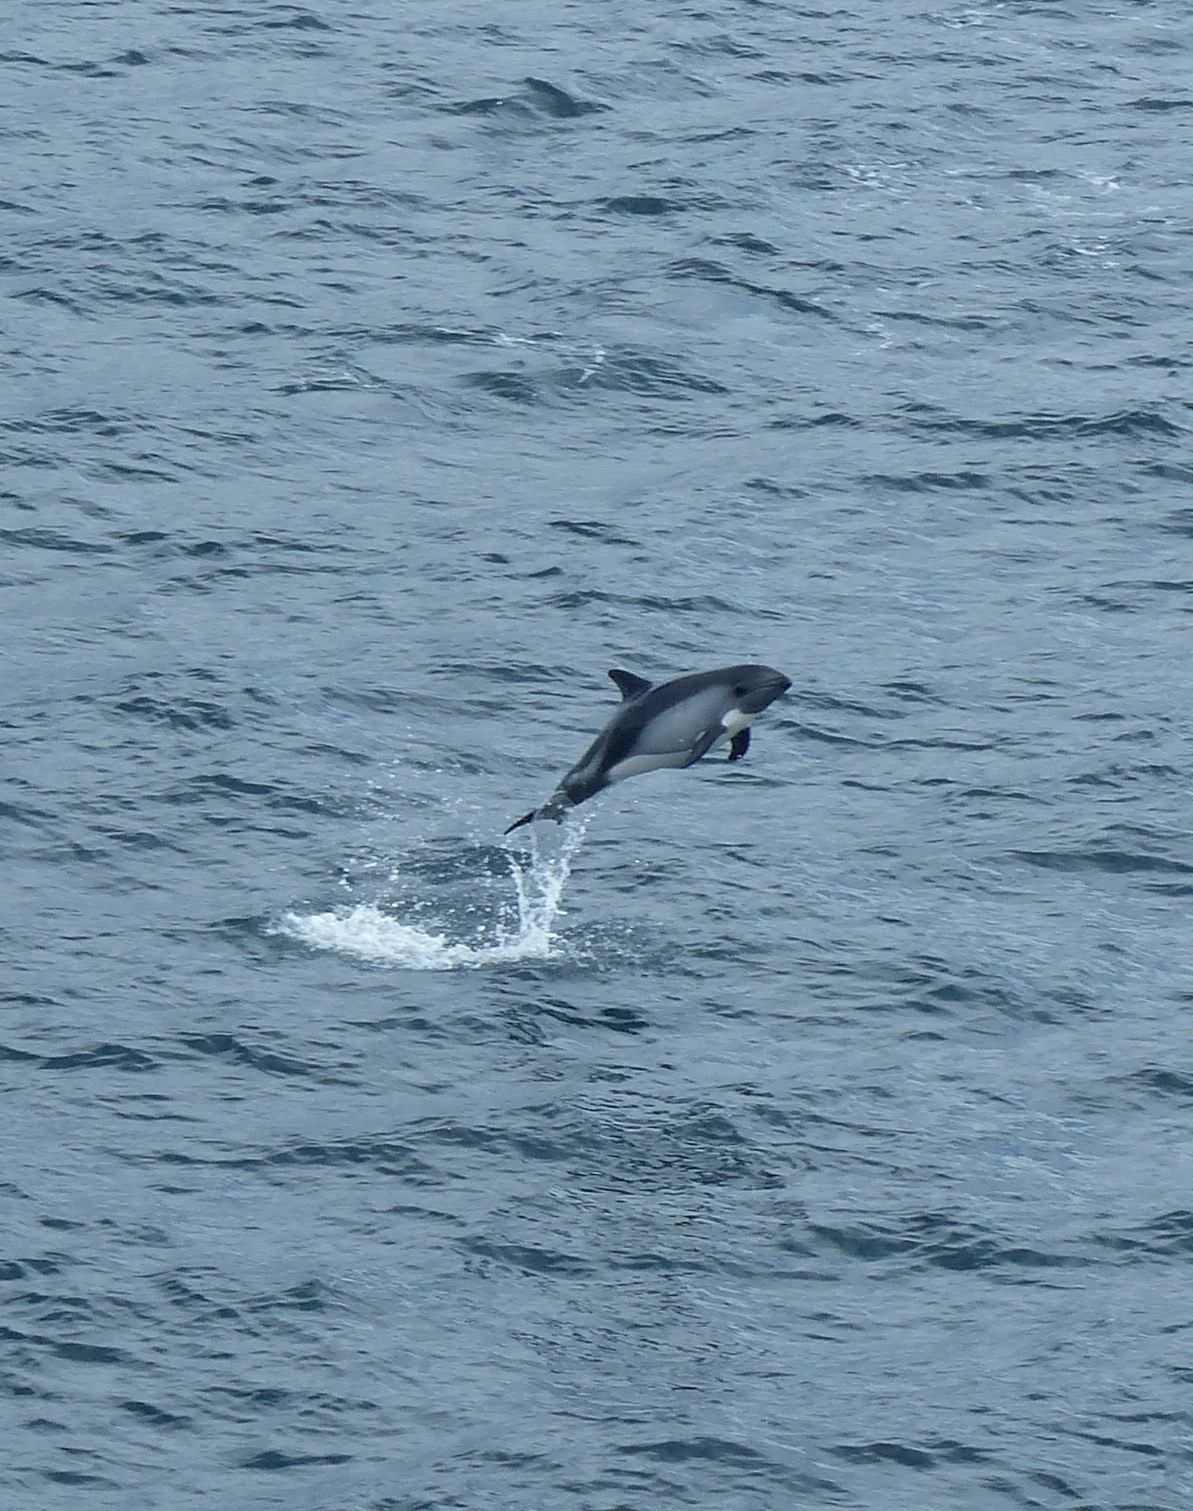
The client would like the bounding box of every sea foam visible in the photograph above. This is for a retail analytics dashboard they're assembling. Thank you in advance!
[280,816,589,970]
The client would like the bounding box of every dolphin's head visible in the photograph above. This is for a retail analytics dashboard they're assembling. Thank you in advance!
[727,664,792,714]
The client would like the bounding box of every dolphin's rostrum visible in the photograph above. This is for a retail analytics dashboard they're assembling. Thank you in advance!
[504,663,792,834]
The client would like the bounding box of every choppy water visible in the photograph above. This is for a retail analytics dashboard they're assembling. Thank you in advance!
[5,2,1193,1506]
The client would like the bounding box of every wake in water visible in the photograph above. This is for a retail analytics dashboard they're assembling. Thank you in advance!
[280,815,591,970]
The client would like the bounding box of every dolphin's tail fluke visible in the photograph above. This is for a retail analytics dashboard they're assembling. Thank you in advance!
[503,794,571,836]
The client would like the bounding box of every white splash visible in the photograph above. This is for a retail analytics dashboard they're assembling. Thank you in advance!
[280,816,590,971]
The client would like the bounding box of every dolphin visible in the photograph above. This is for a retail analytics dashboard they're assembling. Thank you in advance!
[504,663,792,834]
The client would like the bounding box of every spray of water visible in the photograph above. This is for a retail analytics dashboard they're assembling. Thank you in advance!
[279,815,591,970]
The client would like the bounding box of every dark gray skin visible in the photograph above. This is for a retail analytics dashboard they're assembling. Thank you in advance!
[504,663,792,834]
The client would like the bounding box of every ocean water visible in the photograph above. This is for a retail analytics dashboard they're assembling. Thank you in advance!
[4,1,1193,1506]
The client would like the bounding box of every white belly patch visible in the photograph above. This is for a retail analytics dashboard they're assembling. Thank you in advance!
[605,750,690,785]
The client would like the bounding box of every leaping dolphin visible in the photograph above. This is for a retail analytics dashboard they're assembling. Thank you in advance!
[504,663,792,834]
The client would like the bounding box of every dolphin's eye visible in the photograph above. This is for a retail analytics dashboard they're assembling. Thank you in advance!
[734,684,747,697]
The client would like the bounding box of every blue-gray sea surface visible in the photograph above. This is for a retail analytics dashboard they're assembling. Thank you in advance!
[4,2,1193,1507]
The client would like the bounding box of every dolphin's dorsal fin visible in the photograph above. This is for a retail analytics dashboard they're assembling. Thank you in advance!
[608,669,652,701]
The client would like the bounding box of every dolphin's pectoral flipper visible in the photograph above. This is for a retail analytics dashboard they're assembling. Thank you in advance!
[608,669,653,701]
[682,725,730,768]
[728,728,750,761]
